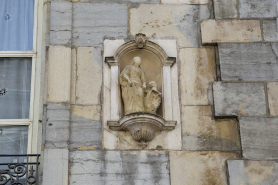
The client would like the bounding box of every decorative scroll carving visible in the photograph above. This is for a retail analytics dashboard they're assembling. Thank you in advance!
[135,33,147,48]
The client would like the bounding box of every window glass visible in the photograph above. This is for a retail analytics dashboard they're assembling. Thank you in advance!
[0,126,28,169]
[0,58,32,119]
[0,0,34,51]
[0,126,28,155]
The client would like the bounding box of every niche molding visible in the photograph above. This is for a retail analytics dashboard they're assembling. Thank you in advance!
[102,35,181,150]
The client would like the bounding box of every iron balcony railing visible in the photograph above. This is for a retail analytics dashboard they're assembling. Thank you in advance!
[0,154,40,185]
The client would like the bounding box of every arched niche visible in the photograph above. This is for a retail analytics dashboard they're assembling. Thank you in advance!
[106,34,176,121]
[102,34,181,150]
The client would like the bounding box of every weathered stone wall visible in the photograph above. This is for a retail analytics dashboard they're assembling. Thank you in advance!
[41,0,278,184]
[202,0,278,183]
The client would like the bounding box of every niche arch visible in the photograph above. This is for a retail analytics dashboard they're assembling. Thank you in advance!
[106,34,175,120]
[102,34,181,150]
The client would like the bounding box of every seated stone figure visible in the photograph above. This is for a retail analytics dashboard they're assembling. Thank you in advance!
[144,81,162,114]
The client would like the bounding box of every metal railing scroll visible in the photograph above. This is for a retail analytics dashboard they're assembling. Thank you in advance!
[0,154,40,185]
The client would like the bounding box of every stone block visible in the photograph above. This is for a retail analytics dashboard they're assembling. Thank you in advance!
[50,1,72,45]
[70,105,102,149]
[72,3,127,47]
[42,106,47,146]
[70,121,102,150]
[161,0,209,4]
[267,82,278,116]
[239,0,277,18]
[130,4,210,48]
[70,151,170,185]
[42,149,68,185]
[218,43,278,81]
[47,106,70,122]
[149,39,178,58]
[170,151,238,185]
[263,19,278,42]
[76,47,102,105]
[214,0,237,19]
[213,82,266,117]
[201,19,262,44]
[44,47,49,105]
[71,48,76,104]
[180,48,215,105]
[46,3,51,46]
[50,1,72,31]
[45,104,70,148]
[71,105,101,121]
[228,160,278,185]
[80,0,159,2]
[45,120,70,148]
[103,39,125,58]
[50,31,71,46]
[47,45,71,103]
[240,117,278,160]
[182,106,241,151]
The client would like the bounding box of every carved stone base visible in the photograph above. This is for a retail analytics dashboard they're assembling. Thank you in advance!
[108,112,176,148]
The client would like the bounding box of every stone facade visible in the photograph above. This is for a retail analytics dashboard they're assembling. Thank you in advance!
[40,0,278,184]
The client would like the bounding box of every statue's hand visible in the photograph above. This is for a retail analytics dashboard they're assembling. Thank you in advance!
[128,80,133,86]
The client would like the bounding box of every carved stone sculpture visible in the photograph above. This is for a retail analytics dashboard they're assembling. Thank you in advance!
[107,35,176,149]
[135,33,147,48]
[144,81,161,114]
[120,57,162,115]
[118,57,167,148]
[120,57,146,115]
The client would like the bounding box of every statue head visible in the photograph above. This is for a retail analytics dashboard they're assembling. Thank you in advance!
[132,57,141,67]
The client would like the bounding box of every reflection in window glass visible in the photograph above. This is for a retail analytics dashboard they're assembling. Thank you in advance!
[0,58,32,119]
[0,125,28,156]
[0,0,34,51]
[0,126,28,175]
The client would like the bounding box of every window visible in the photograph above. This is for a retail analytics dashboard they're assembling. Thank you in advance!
[0,0,43,160]
[0,0,34,51]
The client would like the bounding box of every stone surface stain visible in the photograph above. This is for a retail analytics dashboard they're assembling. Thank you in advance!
[77,144,96,150]
[245,161,274,184]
